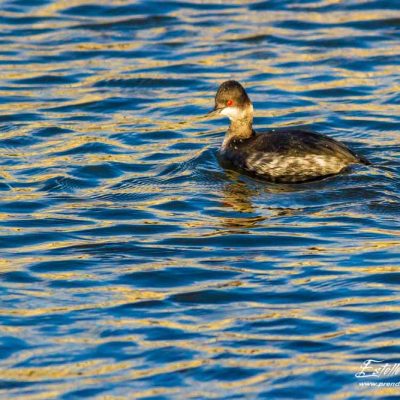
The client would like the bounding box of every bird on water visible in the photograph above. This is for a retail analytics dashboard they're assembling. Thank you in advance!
[208,80,369,183]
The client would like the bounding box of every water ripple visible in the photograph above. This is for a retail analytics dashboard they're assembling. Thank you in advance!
[1,0,400,398]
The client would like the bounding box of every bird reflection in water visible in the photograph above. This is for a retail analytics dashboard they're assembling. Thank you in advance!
[217,170,302,233]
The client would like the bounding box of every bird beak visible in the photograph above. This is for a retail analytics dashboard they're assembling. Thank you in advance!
[206,106,223,118]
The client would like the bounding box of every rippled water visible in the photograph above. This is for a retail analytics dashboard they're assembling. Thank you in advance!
[1,0,400,398]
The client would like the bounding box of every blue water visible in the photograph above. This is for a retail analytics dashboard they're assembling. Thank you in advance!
[1,0,400,398]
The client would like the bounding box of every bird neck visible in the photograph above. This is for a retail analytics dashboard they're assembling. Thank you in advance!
[227,104,254,140]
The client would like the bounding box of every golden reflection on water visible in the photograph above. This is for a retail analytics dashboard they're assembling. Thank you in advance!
[0,0,400,398]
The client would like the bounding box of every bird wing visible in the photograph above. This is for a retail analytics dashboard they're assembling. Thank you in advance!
[250,129,364,162]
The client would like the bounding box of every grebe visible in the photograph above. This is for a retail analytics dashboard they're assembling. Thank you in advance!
[208,80,369,183]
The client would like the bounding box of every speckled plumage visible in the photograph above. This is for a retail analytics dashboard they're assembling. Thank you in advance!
[210,80,369,183]
[221,129,369,183]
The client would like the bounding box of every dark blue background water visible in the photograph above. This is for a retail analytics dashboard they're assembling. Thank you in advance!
[1,0,400,398]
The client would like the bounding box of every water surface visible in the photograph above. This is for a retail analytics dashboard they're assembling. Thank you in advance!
[1,0,400,398]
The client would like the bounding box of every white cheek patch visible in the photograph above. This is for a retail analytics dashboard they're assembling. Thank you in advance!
[220,106,241,121]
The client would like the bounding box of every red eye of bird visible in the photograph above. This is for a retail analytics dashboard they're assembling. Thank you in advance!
[227,99,234,106]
